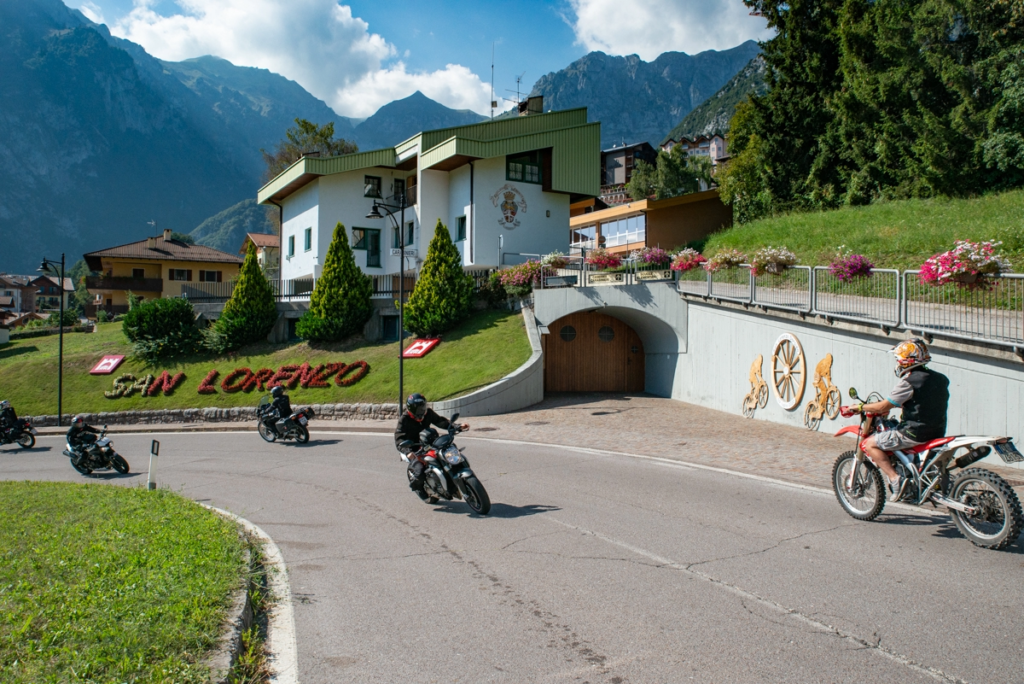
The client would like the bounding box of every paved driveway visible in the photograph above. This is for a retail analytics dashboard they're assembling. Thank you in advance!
[2,423,1022,683]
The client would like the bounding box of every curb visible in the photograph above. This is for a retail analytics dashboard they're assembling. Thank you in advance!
[203,505,299,684]
[204,544,255,682]
[33,423,392,436]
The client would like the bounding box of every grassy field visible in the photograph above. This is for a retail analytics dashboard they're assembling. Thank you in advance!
[0,309,531,416]
[0,482,245,683]
[703,188,1024,270]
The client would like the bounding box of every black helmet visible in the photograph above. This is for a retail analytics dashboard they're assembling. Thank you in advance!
[72,415,84,427]
[271,386,285,399]
[406,393,427,420]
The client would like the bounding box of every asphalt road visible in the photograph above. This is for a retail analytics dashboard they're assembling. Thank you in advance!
[2,432,1022,684]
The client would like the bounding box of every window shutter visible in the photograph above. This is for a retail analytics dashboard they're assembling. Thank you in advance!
[186,270,193,282]
[217,271,222,283]
[199,271,206,282]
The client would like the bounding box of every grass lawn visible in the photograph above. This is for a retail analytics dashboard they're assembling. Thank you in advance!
[703,188,1024,270]
[0,482,246,683]
[0,309,531,417]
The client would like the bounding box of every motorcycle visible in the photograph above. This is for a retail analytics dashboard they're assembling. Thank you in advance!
[63,428,130,476]
[832,387,1024,550]
[256,396,313,444]
[1,418,37,449]
[400,413,491,515]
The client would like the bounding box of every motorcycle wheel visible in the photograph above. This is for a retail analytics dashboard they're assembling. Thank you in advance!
[295,426,309,444]
[258,422,277,443]
[70,455,92,476]
[803,402,820,431]
[17,433,35,449]
[111,453,130,474]
[832,451,885,521]
[948,468,1024,550]
[741,394,757,419]
[461,475,491,515]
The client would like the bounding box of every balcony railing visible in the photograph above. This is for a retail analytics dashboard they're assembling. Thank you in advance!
[86,275,163,292]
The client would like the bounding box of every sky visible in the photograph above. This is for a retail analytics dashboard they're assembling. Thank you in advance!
[67,0,773,119]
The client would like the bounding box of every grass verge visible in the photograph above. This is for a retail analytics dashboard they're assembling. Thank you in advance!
[0,482,246,684]
[703,188,1024,270]
[0,309,531,416]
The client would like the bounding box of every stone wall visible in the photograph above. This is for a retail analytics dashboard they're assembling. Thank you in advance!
[27,402,399,427]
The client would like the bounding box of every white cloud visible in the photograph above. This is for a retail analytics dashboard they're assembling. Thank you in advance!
[110,0,493,117]
[78,1,106,24]
[568,0,773,60]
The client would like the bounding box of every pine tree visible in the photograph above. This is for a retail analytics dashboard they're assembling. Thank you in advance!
[211,242,277,350]
[403,219,474,337]
[295,222,373,342]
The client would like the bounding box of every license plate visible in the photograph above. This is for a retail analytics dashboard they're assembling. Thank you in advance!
[30,429,37,434]
[994,441,1024,464]
[299,417,307,425]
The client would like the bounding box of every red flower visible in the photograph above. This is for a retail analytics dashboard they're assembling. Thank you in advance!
[222,368,253,393]
[147,371,186,396]
[335,361,370,387]
[198,369,219,394]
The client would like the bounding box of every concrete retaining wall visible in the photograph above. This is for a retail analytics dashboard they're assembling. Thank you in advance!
[432,307,544,417]
[26,403,399,428]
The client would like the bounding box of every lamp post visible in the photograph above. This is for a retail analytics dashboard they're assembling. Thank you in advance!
[366,188,409,409]
[38,253,66,426]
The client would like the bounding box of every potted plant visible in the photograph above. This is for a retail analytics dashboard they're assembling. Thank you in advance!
[585,248,622,270]
[749,246,798,276]
[670,248,708,272]
[703,249,747,273]
[635,246,671,267]
[918,240,1012,290]
[541,251,569,270]
[828,247,874,281]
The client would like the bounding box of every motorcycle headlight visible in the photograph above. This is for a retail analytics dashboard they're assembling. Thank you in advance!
[443,446,463,465]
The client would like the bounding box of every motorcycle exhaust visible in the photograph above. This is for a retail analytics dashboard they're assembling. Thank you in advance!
[954,446,990,469]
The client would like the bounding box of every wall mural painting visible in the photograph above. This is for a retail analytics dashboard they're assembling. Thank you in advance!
[742,354,769,419]
[490,184,527,229]
[771,333,806,410]
[803,353,842,431]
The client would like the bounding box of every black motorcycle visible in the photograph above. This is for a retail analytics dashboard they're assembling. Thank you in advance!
[401,413,491,515]
[63,428,130,476]
[1,418,37,449]
[256,396,313,444]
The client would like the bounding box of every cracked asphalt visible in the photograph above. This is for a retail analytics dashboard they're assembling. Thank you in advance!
[2,428,1023,684]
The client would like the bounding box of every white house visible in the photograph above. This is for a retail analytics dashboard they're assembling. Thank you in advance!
[258,107,601,283]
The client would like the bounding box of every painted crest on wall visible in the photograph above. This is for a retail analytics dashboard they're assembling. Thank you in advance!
[490,183,527,229]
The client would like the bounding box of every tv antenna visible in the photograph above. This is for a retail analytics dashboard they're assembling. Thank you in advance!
[490,43,496,119]
[504,71,527,106]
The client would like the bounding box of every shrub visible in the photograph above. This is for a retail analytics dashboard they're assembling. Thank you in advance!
[295,222,373,342]
[121,297,204,361]
[478,271,508,309]
[96,310,109,323]
[671,248,707,272]
[210,243,277,351]
[403,219,474,337]
[703,249,747,273]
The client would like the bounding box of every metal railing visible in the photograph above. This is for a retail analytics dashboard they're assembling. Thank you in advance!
[813,267,900,328]
[710,265,753,304]
[182,278,315,302]
[903,271,1023,348]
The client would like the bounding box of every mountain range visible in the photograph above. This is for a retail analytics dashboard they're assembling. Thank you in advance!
[0,0,763,273]
[663,56,767,143]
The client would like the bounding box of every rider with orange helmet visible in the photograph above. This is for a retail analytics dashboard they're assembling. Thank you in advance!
[854,338,950,501]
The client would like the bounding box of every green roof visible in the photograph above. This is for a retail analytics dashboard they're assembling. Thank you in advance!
[258,109,599,205]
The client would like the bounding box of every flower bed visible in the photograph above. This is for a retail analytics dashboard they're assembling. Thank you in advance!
[919,240,1012,290]
[670,248,707,272]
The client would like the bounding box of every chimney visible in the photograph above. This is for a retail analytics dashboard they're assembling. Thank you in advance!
[518,95,544,116]
[147,237,156,249]
[163,228,172,242]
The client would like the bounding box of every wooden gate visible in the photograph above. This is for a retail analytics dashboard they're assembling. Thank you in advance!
[543,312,645,392]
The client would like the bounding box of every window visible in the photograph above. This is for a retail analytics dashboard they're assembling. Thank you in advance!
[364,175,382,198]
[559,325,577,342]
[393,178,405,203]
[304,227,312,252]
[132,268,145,279]
[352,228,381,268]
[598,326,615,342]
[507,151,542,184]
[288,235,295,257]
[199,270,222,282]
[169,269,191,281]
[457,216,466,241]
[570,225,596,247]
[600,214,646,248]
[406,221,415,246]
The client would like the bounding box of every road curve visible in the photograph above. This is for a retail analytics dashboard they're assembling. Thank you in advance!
[1,432,1022,684]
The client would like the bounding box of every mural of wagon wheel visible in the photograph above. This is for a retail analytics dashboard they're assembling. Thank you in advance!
[771,333,806,410]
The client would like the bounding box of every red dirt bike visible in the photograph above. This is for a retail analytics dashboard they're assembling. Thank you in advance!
[832,387,1024,550]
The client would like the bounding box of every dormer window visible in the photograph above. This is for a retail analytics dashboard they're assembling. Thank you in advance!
[507,151,541,184]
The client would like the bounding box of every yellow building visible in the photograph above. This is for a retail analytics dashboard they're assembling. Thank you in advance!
[84,229,243,316]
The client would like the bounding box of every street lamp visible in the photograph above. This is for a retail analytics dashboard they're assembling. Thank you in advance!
[366,187,409,410]
[38,253,66,426]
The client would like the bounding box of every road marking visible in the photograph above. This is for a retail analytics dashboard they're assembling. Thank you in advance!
[202,506,299,684]
[543,516,968,684]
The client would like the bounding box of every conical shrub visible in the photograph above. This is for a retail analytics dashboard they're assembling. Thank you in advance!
[403,219,473,337]
[210,243,277,351]
[295,222,373,342]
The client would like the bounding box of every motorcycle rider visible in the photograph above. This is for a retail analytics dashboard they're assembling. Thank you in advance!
[0,400,17,438]
[853,338,950,501]
[395,393,469,501]
[269,385,293,435]
[67,415,101,455]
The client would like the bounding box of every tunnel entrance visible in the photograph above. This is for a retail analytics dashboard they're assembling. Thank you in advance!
[543,312,645,392]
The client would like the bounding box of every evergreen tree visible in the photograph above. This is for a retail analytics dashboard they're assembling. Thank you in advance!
[211,243,277,351]
[403,220,474,337]
[295,222,373,342]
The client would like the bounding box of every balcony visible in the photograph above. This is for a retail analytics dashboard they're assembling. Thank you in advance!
[86,275,163,292]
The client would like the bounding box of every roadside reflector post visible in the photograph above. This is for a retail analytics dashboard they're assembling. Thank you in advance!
[147,439,160,491]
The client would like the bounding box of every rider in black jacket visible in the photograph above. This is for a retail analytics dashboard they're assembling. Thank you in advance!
[395,393,468,500]
[0,400,17,436]
[67,415,101,450]
[269,385,293,434]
